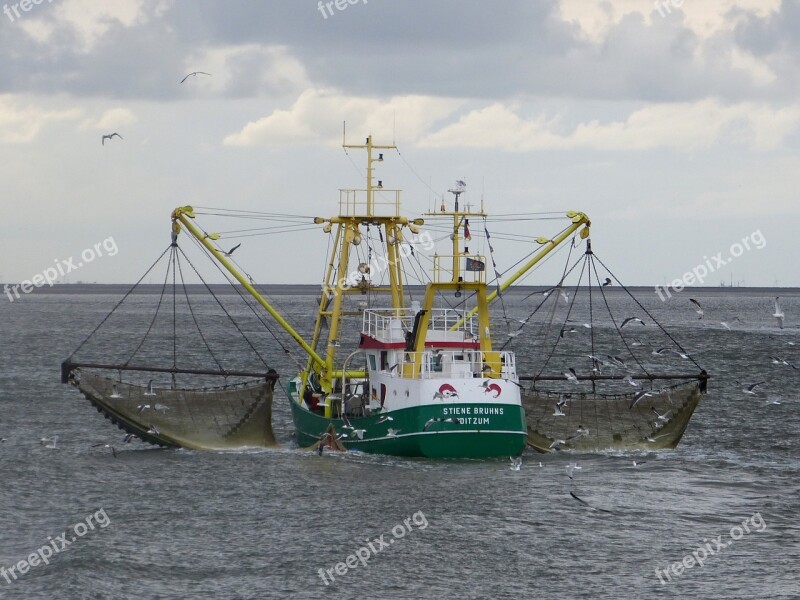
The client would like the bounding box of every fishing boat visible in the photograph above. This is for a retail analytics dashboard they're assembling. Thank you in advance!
[62,132,708,456]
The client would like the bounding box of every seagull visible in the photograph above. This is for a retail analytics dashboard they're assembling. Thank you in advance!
[629,390,653,409]
[651,347,671,356]
[565,462,582,479]
[560,289,569,303]
[386,428,401,437]
[560,327,577,337]
[180,71,212,83]
[689,298,704,319]
[770,356,797,369]
[652,407,672,422]
[110,384,121,399]
[146,425,160,436]
[123,433,136,444]
[671,350,692,360]
[620,317,645,328]
[376,415,394,424]
[144,380,156,397]
[352,428,366,440]
[773,297,784,329]
[136,404,152,414]
[562,368,579,384]
[40,436,58,448]
[738,381,766,395]
[91,443,117,458]
[548,438,566,450]
[154,403,170,413]
[607,355,626,369]
[556,396,569,409]
[553,405,566,417]
[622,375,641,388]
[571,425,589,438]
[602,278,612,287]
[766,396,781,405]
[645,432,672,443]
[423,417,461,431]
[570,491,612,513]
[509,457,522,471]
[223,243,241,257]
[632,460,646,467]
[101,133,123,145]
[507,331,520,338]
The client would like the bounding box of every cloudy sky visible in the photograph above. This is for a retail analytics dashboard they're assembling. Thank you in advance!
[1,0,797,288]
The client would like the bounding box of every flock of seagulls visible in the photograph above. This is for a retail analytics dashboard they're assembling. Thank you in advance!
[101,71,211,145]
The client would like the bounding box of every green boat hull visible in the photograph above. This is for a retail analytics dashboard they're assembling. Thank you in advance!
[289,396,527,458]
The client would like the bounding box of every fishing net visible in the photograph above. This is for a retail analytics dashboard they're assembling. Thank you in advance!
[70,371,277,450]
[523,380,703,452]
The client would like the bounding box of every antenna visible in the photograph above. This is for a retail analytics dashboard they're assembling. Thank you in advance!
[342,120,346,146]
[393,111,396,146]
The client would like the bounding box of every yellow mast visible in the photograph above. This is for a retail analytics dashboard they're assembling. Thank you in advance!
[450,211,591,330]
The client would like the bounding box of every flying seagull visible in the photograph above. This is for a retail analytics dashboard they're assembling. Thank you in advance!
[651,407,672,422]
[144,380,156,397]
[629,390,653,409]
[565,462,582,479]
[509,456,522,471]
[689,298,704,319]
[739,381,766,395]
[101,133,123,145]
[110,384,121,399]
[620,317,645,328]
[223,243,241,257]
[180,71,212,84]
[771,356,797,369]
[622,375,641,388]
[92,443,117,458]
[773,297,785,329]
[570,491,612,513]
[40,436,58,448]
[563,368,579,384]
[423,417,461,431]
[602,277,612,287]
[375,415,394,424]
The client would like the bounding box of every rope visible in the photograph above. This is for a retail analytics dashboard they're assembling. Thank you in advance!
[591,252,704,372]
[69,245,172,359]
[125,249,174,366]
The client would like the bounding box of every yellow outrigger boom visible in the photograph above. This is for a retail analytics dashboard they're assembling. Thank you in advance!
[451,211,591,330]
